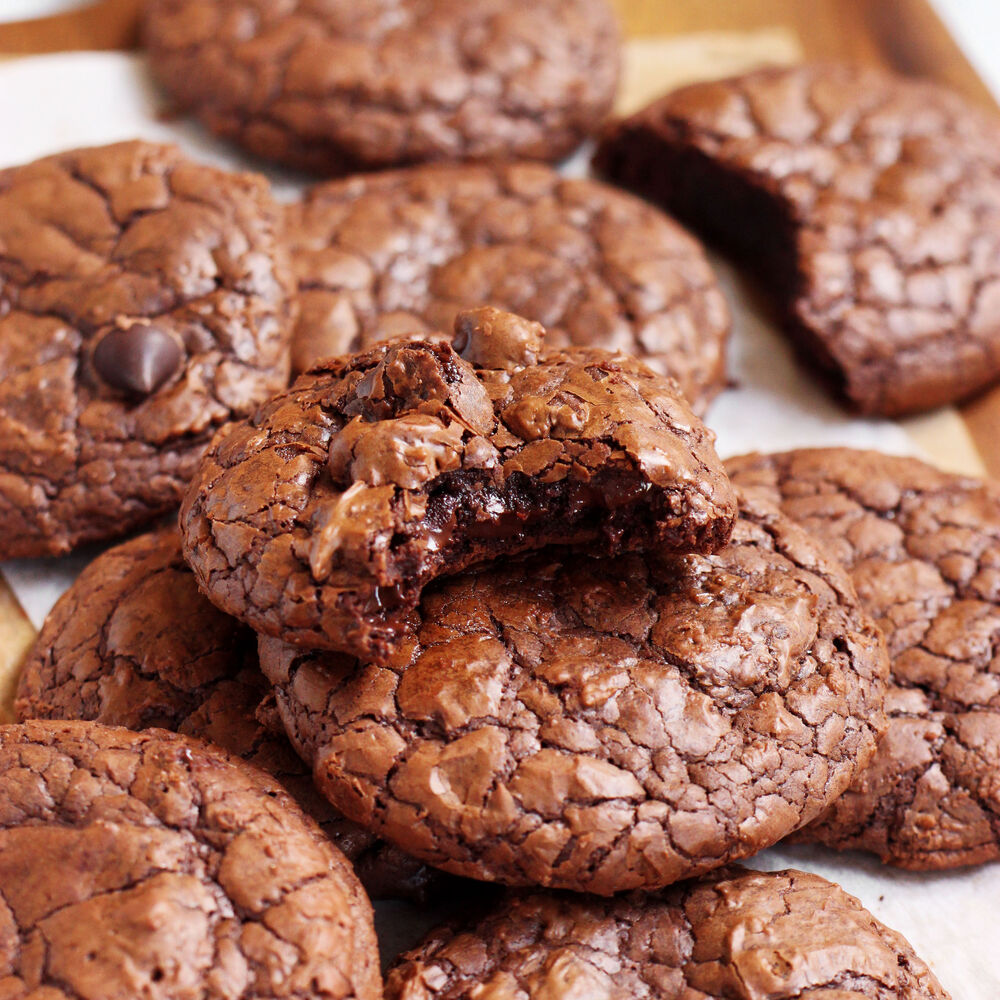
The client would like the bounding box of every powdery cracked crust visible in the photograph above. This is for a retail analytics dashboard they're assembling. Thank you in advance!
[0,140,293,558]
[285,161,729,413]
[180,308,736,659]
[596,63,1000,416]
[258,489,888,894]
[384,867,949,1000]
[14,527,444,902]
[0,719,381,1000]
[728,448,1000,870]
[143,0,620,175]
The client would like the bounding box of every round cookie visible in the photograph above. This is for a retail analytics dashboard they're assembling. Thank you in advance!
[181,308,737,660]
[143,0,620,175]
[385,867,949,999]
[285,162,730,412]
[259,487,888,895]
[0,719,381,1000]
[596,63,1000,416]
[15,526,446,902]
[728,447,1000,870]
[0,140,293,558]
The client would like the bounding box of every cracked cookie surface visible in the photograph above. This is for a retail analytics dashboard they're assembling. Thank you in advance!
[285,162,729,412]
[729,447,1000,869]
[0,719,381,1000]
[143,0,620,174]
[596,63,1000,416]
[258,488,888,894]
[0,140,294,558]
[14,527,444,902]
[384,867,949,999]
[180,307,736,659]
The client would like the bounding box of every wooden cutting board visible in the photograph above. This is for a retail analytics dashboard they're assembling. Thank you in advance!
[1,0,997,476]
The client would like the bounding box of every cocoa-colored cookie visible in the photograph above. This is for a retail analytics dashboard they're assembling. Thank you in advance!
[258,487,888,894]
[385,867,949,999]
[143,0,620,175]
[181,307,737,659]
[728,447,1000,870]
[596,63,1000,416]
[0,719,381,999]
[0,141,293,558]
[285,162,729,412]
[14,526,445,902]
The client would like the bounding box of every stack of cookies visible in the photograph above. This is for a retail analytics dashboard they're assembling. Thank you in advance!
[2,1,1000,997]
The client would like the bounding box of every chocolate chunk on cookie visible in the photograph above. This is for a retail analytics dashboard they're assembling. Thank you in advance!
[729,447,1000,869]
[596,63,1000,416]
[258,488,887,894]
[15,527,446,902]
[0,141,293,558]
[0,719,381,999]
[181,307,737,659]
[144,0,620,175]
[285,162,729,412]
[385,867,949,999]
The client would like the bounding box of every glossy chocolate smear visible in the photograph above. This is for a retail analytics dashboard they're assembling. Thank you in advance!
[93,325,183,396]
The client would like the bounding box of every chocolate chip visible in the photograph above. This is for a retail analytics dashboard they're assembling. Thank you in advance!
[93,325,183,396]
[453,307,544,371]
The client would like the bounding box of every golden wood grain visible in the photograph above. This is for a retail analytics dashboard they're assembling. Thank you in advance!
[0,580,34,722]
[0,0,140,53]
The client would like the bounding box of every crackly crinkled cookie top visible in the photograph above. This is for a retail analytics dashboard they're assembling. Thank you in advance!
[0,140,293,558]
[596,63,1000,416]
[0,720,381,1000]
[144,0,620,174]
[284,162,729,412]
[258,488,887,895]
[384,867,949,1000]
[729,447,1000,870]
[14,527,444,902]
[181,307,736,659]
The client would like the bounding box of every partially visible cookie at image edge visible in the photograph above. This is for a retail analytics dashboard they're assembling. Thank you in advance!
[729,447,1000,870]
[144,0,621,174]
[597,63,1000,416]
[385,867,950,999]
[0,719,381,1000]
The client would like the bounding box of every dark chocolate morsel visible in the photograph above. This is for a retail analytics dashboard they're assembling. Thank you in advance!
[453,307,544,371]
[93,324,183,396]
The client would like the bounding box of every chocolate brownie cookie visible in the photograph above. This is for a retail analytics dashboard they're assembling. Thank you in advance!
[385,867,949,999]
[596,63,1000,416]
[285,162,730,412]
[181,307,737,659]
[0,719,381,999]
[0,141,293,558]
[14,526,445,902]
[258,487,888,894]
[143,0,620,175]
[729,448,1000,869]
